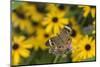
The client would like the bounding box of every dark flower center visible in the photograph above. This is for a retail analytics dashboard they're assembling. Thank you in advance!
[71,29,76,37]
[13,43,19,50]
[52,17,58,23]
[58,4,65,10]
[36,4,46,13]
[13,9,25,19]
[44,34,49,38]
[85,44,91,51]
[32,22,39,26]
[45,40,49,46]
[33,32,37,37]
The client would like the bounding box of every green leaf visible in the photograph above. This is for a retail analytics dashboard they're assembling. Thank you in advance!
[84,56,96,61]
[11,1,22,10]
[26,49,55,65]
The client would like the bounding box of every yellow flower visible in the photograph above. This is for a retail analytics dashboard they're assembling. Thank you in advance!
[68,18,81,39]
[30,17,45,33]
[42,10,69,35]
[12,35,33,65]
[68,17,79,26]
[66,18,82,46]
[32,28,53,50]
[46,4,69,15]
[79,6,96,18]
[12,11,33,34]
[71,34,82,54]
[66,17,81,40]
[72,35,95,62]
[21,2,45,22]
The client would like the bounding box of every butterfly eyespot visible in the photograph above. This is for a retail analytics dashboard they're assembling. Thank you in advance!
[58,46,64,48]
[45,40,50,46]
[51,42,55,46]
[68,38,71,41]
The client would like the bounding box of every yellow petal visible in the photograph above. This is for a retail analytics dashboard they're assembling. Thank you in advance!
[13,21,19,27]
[47,13,54,18]
[58,12,65,18]
[18,36,26,42]
[22,44,33,49]
[13,36,18,42]
[12,50,14,56]
[46,4,56,12]
[26,23,34,34]
[83,6,90,17]
[60,18,69,25]
[42,18,51,26]
[58,23,64,29]
[20,21,26,30]
[40,44,47,50]
[23,37,34,45]
[46,23,53,33]
[91,8,96,18]
[13,52,20,65]
[54,25,60,34]
[19,49,30,58]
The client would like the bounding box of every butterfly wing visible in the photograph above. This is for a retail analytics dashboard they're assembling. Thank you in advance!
[45,26,72,55]
[59,27,71,46]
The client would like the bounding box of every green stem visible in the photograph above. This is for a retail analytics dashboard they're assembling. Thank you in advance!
[25,50,35,64]
[81,18,86,27]
[53,55,60,63]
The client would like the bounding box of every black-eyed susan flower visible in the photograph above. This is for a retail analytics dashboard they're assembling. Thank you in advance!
[21,2,45,22]
[72,35,95,62]
[66,17,81,36]
[71,34,82,54]
[32,28,53,51]
[42,10,69,35]
[11,1,96,64]
[12,10,33,34]
[71,26,81,38]
[46,4,69,15]
[30,17,45,33]
[68,17,79,26]
[79,6,96,18]
[66,17,81,40]
[12,35,33,65]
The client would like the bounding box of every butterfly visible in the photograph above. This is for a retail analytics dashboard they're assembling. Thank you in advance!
[46,26,72,55]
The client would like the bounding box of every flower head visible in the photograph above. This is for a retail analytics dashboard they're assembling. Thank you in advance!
[72,35,95,62]
[42,10,69,35]
[79,6,96,18]
[12,35,33,65]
